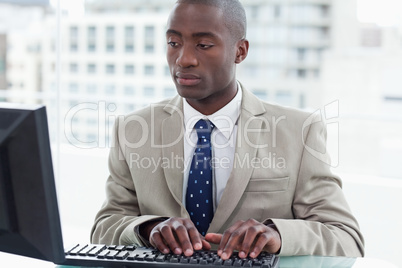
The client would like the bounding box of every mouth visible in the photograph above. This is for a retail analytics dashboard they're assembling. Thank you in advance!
[175,72,201,86]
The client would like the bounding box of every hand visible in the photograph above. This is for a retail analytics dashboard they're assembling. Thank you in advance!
[148,217,211,256]
[205,219,281,260]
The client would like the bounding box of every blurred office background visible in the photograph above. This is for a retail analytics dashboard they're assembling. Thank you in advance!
[0,0,401,266]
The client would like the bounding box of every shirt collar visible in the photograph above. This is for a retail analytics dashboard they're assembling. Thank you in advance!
[183,81,242,140]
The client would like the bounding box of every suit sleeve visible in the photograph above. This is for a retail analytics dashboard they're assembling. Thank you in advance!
[269,114,365,257]
[90,119,163,246]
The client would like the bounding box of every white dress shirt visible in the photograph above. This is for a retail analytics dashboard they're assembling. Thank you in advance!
[182,83,242,211]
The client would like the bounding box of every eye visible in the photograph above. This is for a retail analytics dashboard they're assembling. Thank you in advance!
[198,44,213,49]
[168,41,179,48]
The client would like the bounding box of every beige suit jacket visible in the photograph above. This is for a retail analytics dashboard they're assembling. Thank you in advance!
[91,87,364,257]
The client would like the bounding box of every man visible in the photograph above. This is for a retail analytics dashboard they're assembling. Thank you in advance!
[91,0,364,259]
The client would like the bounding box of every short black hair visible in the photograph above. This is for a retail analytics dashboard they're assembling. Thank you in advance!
[176,0,247,41]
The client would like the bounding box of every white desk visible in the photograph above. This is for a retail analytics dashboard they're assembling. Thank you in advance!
[0,251,399,268]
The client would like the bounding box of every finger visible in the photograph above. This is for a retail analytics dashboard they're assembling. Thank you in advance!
[201,238,212,250]
[159,224,182,255]
[261,227,281,254]
[150,231,170,254]
[173,222,194,256]
[249,232,271,258]
[204,233,222,244]
[185,222,203,251]
[240,224,266,258]
[221,228,247,260]
[217,221,244,256]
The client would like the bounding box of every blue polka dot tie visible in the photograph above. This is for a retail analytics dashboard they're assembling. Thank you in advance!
[186,119,214,236]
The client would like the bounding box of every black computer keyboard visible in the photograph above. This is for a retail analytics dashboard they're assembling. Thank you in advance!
[63,244,279,268]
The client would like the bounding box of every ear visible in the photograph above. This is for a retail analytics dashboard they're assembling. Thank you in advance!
[235,39,249,64]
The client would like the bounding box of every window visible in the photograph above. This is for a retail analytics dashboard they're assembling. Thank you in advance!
[106,43,115,53]
[106,26,115,39]
[87,64,96,74]
[88,44,96,52]
[144,86,154,97]
[164,87,175,97]
[106,64,115,74]
[297,69,306,79]
[274,5,281,18]
[125,44,134,53]
[275,91,292,105]
[69,63,78,73]
[164,65,170,76]
[87,84,97,94]
[70,43,78,52]
[124,86,135,95]
[105,84,115,95]
[144,26,155,53]
[69,26,78,52]
[87,26,96,52]
[252,90,267,100]
[125,104,136,113]
[297,48,306,61]
[144,65,155,76]
[125,64,134,75]
[88,26,96,38]
[125,26,135,53]
[69,83,79,93]
[106,26,115,52]
[70,26,78,39]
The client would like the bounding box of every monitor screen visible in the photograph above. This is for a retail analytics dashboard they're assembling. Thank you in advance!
[0,103,65,263]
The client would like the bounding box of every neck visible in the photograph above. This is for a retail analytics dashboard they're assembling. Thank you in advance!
[186,82,238,115]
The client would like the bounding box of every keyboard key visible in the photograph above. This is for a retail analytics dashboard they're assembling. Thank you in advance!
[97,249,110,259]
[190,257,199,264]
[233,259,243,267]
[127,252,137,260]
[243,260,253,267]
[79,245,98,256]
[156,254,166,262]
[223,259,233,266]
[105,250,119,259]
[125,245,136,251]
[87,245,106,257]
[116,251,129,260]
[64,244,279,268]
[135,254,146,261]
[65,244,80,254]
[145,254,156,261]
[200,259,209,265]
[180,257,190,264]
[69,244,88,255]
[213,258,224,266]
[170,257,178,263]
[115,245,126,251]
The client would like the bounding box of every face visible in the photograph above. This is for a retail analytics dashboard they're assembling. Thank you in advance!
[166,3,248,114]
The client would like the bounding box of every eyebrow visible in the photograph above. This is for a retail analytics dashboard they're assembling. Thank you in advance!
[166,29,218,39]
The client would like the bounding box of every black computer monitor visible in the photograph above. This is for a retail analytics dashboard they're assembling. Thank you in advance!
[0,103,65,263]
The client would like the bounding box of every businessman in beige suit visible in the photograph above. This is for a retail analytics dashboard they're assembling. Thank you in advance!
[91,0,364,259]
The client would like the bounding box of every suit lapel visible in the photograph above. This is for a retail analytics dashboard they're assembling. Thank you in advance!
[209,88,267,233]
[161,97,189,217]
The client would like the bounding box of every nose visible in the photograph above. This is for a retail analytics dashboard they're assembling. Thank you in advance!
[176,44,198,68]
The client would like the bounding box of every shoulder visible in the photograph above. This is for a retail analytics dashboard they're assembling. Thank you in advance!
[117,95,183,127]
[241,87,313,124]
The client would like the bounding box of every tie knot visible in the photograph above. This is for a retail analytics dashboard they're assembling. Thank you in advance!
[194,119,214,140]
